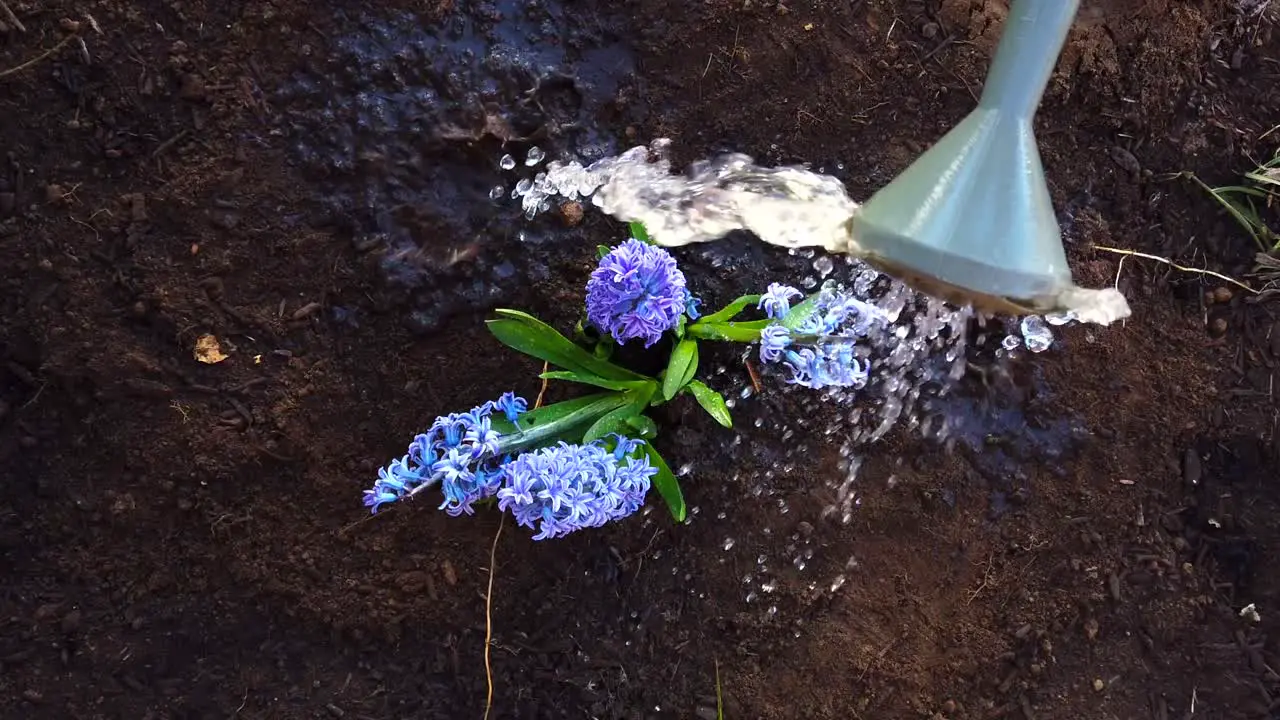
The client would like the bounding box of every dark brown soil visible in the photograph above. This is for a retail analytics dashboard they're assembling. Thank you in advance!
[2,1,1279,718]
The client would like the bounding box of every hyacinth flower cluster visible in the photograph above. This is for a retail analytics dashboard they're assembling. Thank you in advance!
[364,389,661,540]
[586,236,700,347]
[498,436,656,540]
[753,282,887,390]
[363,392,526,516]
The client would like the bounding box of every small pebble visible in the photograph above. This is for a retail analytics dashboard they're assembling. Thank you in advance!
[560,201,584,227]
[1212,287,1233,304]
[1209,317,1228,336]
[1093,678,1105,692]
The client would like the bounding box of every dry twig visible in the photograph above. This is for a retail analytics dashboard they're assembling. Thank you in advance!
[0,1,26,33]
[1092,245,1259,295]
[482,515,504,720]
[483,363,550,719]
[0,31,78,81]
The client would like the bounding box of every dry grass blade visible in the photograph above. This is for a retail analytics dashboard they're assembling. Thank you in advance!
[0,31,80,81]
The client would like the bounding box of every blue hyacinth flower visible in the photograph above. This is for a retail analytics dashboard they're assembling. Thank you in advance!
[363,394,528,515]
[586,239,691,347]
[496,435,656,540]
[756,283,886,391]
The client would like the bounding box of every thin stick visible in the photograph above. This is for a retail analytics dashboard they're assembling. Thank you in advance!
[481,514,504,720]
[0,33,78,81]
[1091,245,1258,295]
[482,367,548,719]
[533,361,550,409]
[0,0,26,33]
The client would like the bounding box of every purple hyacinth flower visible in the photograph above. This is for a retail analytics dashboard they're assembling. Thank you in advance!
[757,283,884,391]
[363,393,529,514]
[759,325,793,363]
[758,283,803,319]
[496,435,656,540]
[586,239,690,347]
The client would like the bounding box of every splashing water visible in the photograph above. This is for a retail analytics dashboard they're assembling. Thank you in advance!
[497,138,1116,608]
[503,139,1129,324]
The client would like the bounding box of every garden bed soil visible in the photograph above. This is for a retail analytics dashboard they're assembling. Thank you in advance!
[2,0,1279,718]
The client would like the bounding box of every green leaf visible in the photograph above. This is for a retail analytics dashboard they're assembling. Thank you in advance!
[781,292,824,331]
[686,319,771,342]
[688,380,732,428]
[584,385,656,443]
[662,339,699,400]
[540,370,650,392]
[624,414,658,440]
[597,244,612,259]
[486,309,649,382]
[697,294,762,324]
[643,444,686,522]
[674,312,688,339]
[492,393,630,452]
[583,412,636,444]
[629,221,652,245]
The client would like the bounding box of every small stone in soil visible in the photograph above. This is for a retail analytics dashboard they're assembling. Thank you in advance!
[560,200,584,226]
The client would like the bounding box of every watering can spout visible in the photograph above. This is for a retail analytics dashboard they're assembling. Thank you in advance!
[847,0,1130,324]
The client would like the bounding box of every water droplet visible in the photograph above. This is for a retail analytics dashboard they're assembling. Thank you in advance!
[831,575,846,592]
[499,154,516,170]
[1045,309,1075,326]
[514,178,533,195]
[1001,334,1022,351]
[723,538,735,551]
[1020,315,1054,353]
[525,146,546,166]
[813,255,834,277]
[488,185,505,201]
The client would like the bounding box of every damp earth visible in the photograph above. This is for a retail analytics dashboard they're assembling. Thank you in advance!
[2,1,1279,719]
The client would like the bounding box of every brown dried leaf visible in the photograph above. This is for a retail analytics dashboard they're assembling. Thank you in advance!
[194,334,229,364]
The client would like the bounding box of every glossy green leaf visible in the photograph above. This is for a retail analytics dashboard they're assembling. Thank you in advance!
[686,319,771,342]
[697,294,762,325]
[688,380,732,428]
[644,444,686,522]
[492,393,630,452]
[781,292,823,331]
[629,221,652,245]
[540,370,651,392]
[584,385,656,443]
[624,414,658,440]
[486,309,649,382]
[597,244,612,259]
[662,339,699,400]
